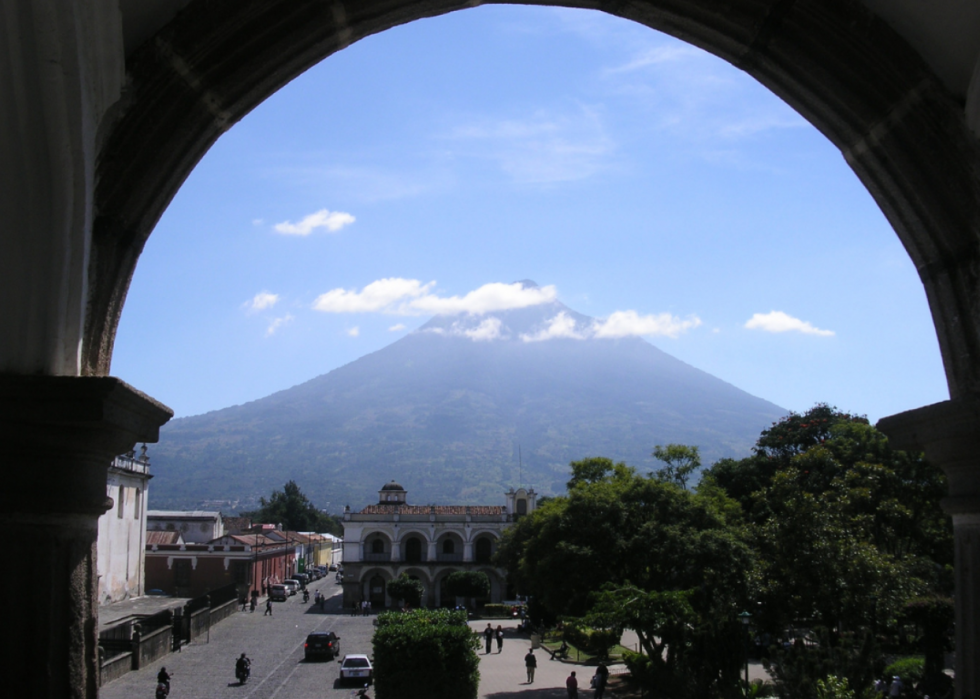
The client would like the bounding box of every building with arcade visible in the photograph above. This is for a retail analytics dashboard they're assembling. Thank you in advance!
[341,481,536,609]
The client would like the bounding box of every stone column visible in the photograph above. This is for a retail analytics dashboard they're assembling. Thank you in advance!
[0,376,171,699]
[877,395,980,699]
[427,540,437,562]
[463,542,474,562]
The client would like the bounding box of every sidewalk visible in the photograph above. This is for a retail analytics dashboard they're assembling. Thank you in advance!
[471,619,623,699]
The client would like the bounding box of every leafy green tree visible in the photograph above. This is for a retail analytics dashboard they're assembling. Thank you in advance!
[445,571,490,608]
[372,609,479,699]
[244,480,340,534]
[652,443,701,489]
[387,574,425,608]
[498,459,755,697]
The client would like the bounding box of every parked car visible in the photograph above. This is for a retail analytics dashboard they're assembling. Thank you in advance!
[339,654,373,685]
[304,631,341,661]
[282,580,299,596]
[293,573,310,585]
[329,564,337,572]
[269,584,289,601]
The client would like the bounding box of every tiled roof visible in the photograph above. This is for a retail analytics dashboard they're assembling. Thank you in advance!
[146,530,182,545]
[359,504,505,515]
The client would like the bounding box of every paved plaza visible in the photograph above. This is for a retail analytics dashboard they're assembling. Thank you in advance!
[101,579,766,698]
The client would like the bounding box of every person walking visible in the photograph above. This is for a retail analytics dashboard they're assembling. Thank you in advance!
[264,598,273,616]
[567,671,579,698]
[592,662,609,699]
[889,676,903,698]
[524,649,537,683]
[496,625,504,653]
[484,623,494,654]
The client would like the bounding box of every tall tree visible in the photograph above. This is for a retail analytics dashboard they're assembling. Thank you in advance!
[245,480,340,534]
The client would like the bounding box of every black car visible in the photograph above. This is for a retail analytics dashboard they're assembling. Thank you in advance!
[304,631,341,661]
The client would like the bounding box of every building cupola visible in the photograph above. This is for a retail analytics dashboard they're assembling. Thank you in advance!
[378,480,407,505]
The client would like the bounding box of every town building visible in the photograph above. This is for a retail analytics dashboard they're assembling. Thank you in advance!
[147,510,223,543]
[341,481,536,609]
[96,449,152,605]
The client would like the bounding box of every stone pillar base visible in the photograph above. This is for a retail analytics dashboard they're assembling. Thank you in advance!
[0,376,171,699]
[878,395,980,699]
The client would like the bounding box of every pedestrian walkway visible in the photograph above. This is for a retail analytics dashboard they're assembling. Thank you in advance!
[471,620,622,699]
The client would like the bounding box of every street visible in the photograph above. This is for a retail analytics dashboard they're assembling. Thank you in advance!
[101,577,373,699]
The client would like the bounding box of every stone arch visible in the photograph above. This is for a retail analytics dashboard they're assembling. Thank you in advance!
[362,531,392,560]
[436,531,465,562]
[89,0,980,404]
[473,533,498,564]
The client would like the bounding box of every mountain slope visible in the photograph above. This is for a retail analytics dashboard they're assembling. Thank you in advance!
[148,291,786,510]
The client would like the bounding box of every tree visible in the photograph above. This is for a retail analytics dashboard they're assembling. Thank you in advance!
[497,459,755,697]
[244,480,340,534]
[652,443,701,489]
[387,574,425,608]
[372,609,480,699]
[445,571,490,607]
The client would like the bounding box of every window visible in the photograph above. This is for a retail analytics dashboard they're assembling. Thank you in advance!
[371,539,384,554]
[442,539,455,554]
[174,559,191,587]
[134,488,141,519]
[232,561,249,584]
[516,498,527,516]
[405,537,422,562]
[117,486,125,518]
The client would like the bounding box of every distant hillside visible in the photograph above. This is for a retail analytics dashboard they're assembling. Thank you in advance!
[147,285,786,511]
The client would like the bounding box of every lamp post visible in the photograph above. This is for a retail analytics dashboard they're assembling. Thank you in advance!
[739,611,752,688]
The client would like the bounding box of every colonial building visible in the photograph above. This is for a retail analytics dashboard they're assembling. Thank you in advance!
[147,510,223,543]
[341,481,536,609]
[96,449,152,605]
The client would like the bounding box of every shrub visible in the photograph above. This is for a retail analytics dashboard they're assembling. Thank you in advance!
[445,571,490,601]
[372,609,480,699]
[882,657,924,687]
[816,676,855,699]
[481,604,512,618]
[386,574,424,608]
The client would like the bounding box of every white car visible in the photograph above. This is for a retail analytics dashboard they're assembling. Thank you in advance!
[282,580,299,596]
[339,654,373,685]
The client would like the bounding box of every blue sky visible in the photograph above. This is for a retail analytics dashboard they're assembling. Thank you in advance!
[112,6,948,425]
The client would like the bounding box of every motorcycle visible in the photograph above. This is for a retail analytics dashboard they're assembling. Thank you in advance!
[235,660,251,685]
[348,685,370,699]
[155,682,169,699]
[303,589,310,603]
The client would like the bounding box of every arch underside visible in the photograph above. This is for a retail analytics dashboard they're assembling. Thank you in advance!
[91,0,980,397]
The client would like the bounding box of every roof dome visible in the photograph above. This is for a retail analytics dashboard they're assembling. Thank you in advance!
[380,480,405,492]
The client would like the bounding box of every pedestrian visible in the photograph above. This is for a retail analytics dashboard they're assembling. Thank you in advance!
[496,624,504,653]
[241,597,247,612]
[367,600,372,615]
[889,676,903,698]
[264,598,272,616]
[524,648,537,683]
[592,662,609,699]
[567,670,578,698]
[249,597,256,613]
[484,623,494,654]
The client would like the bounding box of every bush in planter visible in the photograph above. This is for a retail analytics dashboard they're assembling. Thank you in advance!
[482,604,511,618]
[882,657,924,687]
[386,574,424,608]
[372,609,480,699]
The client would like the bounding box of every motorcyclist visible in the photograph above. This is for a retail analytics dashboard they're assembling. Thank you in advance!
[156,667,171,691]
[303,588,310,602]
[236,653,251,683]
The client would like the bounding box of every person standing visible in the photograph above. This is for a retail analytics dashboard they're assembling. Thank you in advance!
[524,649,537,683]
[567,671,578,698]
[592,662,609,699]
[264,598,273,616]
[496,625,504,653]
[889,676,903,698]
[484,623,494,654]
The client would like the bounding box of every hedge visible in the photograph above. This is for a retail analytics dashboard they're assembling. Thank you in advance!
[372,609,480,699]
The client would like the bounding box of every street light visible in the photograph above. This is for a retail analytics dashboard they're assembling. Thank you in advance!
[739,611,753,688]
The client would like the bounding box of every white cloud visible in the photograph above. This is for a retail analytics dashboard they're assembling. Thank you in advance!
[346,327,360,337]
[744,311,834,337]
[244,291,279,314]
[252,218,264,226]
[605,45,702,74]
[464,317,504,342]
[266,314,293,336]
[389,323,407,332]
[409,282,557,316]
[273,208,355,236]
[312,279,557,317]
[592,310,702,339]
[521,312,586,342]
[313,278,435,313]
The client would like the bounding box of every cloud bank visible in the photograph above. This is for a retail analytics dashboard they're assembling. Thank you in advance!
[244,291,279,313]
[744,311,834,337]
[274,209,356,236]
[313,279,557,316]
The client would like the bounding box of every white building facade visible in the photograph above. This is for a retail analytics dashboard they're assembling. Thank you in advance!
[97,452,151,605]
[147,510,224,543]
[342,481,536,609]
